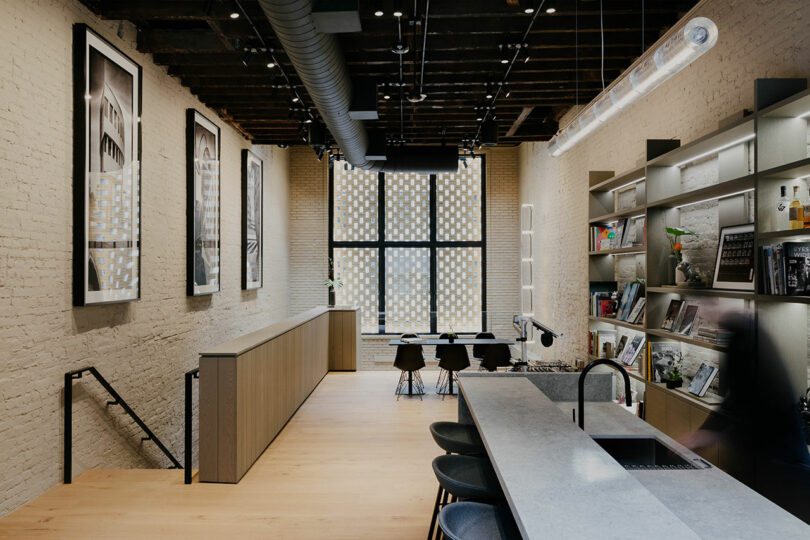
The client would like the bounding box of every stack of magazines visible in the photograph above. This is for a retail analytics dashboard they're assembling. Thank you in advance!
[696,327,733,347]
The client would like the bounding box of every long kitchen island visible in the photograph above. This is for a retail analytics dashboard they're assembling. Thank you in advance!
[458,375,809,539]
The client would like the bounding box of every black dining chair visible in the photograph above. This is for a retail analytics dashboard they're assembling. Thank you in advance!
[472,332,494,369]
[435,333,470,397]
[479,343,514,372]
[394,333,426,400]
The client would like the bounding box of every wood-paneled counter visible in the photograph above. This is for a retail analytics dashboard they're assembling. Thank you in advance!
[199,306,358,483]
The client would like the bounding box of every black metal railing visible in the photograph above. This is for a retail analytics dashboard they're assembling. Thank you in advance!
[64,367,182,483]
[184,367,199,484]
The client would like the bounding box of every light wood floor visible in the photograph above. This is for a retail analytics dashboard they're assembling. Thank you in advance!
[0,371,457,539]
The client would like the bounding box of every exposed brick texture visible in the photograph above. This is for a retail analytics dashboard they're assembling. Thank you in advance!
[0,0,291,516]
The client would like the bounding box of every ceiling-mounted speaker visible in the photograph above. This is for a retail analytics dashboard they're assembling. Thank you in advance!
[349,79,379,120]
[312,0,362,33]
[481,119,499,146]
[308,122,326,148]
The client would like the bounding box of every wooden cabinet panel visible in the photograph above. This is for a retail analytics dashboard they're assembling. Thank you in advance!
[689,407,719,464]
[644,384,667,431]
[328,310,358,371]
[665,395,692,440]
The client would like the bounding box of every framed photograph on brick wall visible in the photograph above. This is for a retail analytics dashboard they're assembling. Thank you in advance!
[242,149,263,290]
[186,109,221,296]
[72,24,142,306]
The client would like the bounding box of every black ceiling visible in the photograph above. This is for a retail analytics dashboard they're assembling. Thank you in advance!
[80,0,698,147]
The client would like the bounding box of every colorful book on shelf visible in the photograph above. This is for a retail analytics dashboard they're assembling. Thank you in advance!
[614,335,628,359]
[611,220,626,250]
[649,342,683,383]
[676,304,699,336]
[616,283,639,321]
[596,330,617,358]
[618,334,645,367]
[626,297,646,325]
[785,242,810,295]
[688,363,719,397]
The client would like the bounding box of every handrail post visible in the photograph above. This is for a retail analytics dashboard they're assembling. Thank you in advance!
[64,372,72,484]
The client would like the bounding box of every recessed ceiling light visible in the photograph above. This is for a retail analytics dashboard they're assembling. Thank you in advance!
[229,12,240,19]
[546,7,556,14]
[266,62,275,69]
[500,59,509,64]
[374,10,384,17]
[524,8,534,14]
[292,96,300,103]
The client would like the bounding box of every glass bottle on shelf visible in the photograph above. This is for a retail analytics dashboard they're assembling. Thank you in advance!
[803,187,810,229]
[790,186,804,229]
[777,185,789,230]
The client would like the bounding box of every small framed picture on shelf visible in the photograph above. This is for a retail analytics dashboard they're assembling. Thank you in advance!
[676,304,699,335]
[661,299,684,332]
[712,223,754,291]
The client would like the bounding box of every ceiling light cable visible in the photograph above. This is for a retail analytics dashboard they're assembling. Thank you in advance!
[600,0,605,91]
[418,0,430,97]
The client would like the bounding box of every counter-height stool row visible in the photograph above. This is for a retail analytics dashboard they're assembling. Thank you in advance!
[427,421,520,540]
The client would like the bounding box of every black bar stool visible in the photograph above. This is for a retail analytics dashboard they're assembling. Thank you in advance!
[435,333,470,397]
[471,332,494,368]
[427,455,504,540]
[438,501,521,540]
[429,421,485,456]
[479,344,513,372]
[394,333,426,400]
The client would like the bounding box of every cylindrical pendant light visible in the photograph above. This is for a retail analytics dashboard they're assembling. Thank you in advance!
[548,17,718,157]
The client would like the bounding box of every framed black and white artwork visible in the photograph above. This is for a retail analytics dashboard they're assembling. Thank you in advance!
[73,24,142,306]
[242,150,263,290]
[712,223,755,291]
[186,109,221,296]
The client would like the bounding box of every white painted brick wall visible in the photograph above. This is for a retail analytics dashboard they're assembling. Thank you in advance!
[287,147,521,370]
[519,0,810,378]
[0,0,291,516]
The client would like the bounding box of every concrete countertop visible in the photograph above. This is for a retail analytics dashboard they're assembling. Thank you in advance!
[458,377,809,539]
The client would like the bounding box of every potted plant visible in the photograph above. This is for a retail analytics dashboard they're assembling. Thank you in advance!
[323,257,343,307]
[446,328,457,344]
[665,226,698,285]
[665,367,684,389]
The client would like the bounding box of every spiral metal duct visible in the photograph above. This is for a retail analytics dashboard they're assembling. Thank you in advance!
[257,0,459,173]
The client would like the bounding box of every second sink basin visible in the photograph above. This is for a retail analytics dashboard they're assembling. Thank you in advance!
[591,435,710,470]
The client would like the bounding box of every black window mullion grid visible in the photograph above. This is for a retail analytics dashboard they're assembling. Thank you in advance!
[328,157,487,335]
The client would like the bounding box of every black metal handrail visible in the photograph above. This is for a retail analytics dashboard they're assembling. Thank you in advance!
[64,367,182,483]
[184,367,199,484]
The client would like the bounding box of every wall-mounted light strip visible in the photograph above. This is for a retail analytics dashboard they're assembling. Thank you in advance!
[673,134,756,168]
[522,285,534,290]
[608,176,646,193]
[630,214,645,220]
[674,188,755,210]
[548,17,718,157]
[797,110,810,119]
[521,230,533,234]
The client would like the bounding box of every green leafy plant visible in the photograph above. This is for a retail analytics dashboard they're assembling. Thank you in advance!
[665,226,698,262]
[666,367,683,382]
[323,257,343,291]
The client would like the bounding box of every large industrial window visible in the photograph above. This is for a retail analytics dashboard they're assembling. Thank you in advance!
[329,156,486,334]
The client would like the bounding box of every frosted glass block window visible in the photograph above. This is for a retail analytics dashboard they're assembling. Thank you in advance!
[437,157,482,241]
[437,248,482,333]
[385,248,430,333]
[385,172,430,241]
[333,160,378,242]
[333,248,379,333]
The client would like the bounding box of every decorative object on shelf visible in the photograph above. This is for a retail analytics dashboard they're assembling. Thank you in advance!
[648,342,682,383]
[187,109,221,296]
[688,363,719,397]
[665,367,684,389]
[242,150,263,290]
[661,299,685,332]
[789,185,804,229]
[73,24,142,306]
[618,334,645,366]
[696,326,732,347]
[665,226,698,285]
[675,260,707,287]
[712,223,754,291]
[324,257,343,306]
[446,330,457,344]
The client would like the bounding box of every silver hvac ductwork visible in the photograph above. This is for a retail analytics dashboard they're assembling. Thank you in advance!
[257,0,459,173]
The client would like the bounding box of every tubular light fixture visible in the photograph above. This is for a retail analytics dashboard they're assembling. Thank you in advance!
[798,110,810,119]
[672,134,755,168]
[673,188,755,210]
[548,17,718,158]
[608,176,646,193]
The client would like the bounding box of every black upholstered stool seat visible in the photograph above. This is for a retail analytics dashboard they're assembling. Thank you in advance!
[429,421,485,455]
[432,455,503,501]
[438,502,521,540]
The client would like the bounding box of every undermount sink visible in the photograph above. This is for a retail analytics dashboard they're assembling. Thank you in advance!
[591,435,711,471]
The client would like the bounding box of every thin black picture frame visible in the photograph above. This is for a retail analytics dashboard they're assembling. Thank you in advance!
[242,149,263,290]
[72,24,142,306]
[712,223,755,291]
[186,108,222,296]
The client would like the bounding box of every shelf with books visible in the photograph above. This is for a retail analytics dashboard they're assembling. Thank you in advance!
[588,204,646,225]
[646,116,755,170]
[647,381,723,411]
[645,328,728,352]
[587,316,644,332]
[757,228,810,241]
[646,286,754,300]
[755,294,810,305]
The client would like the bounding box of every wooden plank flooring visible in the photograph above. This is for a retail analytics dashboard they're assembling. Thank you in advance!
[0,371,456,539]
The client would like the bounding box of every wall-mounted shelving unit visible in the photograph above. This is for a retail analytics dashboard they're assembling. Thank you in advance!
[586,79,810,478]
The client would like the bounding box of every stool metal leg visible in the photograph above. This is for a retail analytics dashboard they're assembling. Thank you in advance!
[428,485,443,540]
